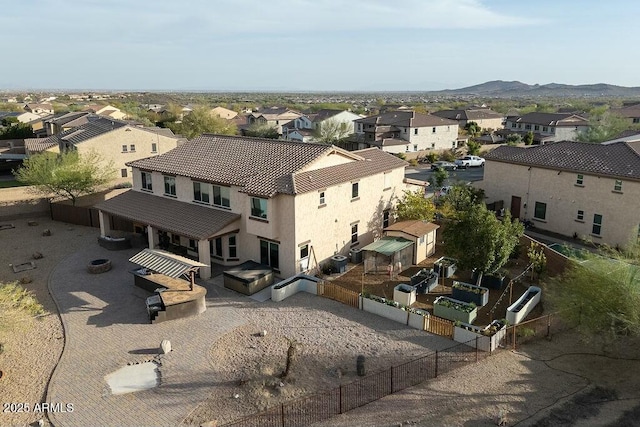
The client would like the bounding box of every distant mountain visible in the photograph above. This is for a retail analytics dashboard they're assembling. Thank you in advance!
[433,80,640,98]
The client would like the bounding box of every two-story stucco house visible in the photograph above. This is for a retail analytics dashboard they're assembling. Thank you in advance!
[24,115,185,182]
[478,140,640,248]
[502,112,589,143]
[431,108,504,132]
[282,109,362,143]
[95,134,423,279]
[354,111,459,153]
[248,107,303,134]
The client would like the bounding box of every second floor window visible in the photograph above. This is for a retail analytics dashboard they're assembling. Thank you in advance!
[164,176,176,196]
[251,197,268,219]
[351,182,359,199]
[141,171,152,191]
[534,201,547,221]
[351,224,358,244]
[576,174,584,186]
[121,145,127,152]
[614,180,622,192]
[228,235,237,258]
[319,191,325,205]
[577,210,584,221]
[151,143,157,153]
[130,144,136,152]
[193,182,210,203]
[213,185,231,208]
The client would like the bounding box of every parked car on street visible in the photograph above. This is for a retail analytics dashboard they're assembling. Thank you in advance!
[454,155,485,168]
[431,161,457,171]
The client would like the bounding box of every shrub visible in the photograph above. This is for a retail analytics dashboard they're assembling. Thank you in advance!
[439,150,456,162]
[426,152,438,163]
[408,159,418,166]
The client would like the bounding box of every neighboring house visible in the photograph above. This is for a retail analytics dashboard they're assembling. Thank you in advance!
[211,106,238,120]
[502,112,589,143]
[310,109,362,134]
[611,104,640,124]
[44,111,92,136]
[354,111,459,153]
[431,108,504,131]
[83,104,127,120]
[281,116,314,142]
[94,134,424,279]
[478,141,640,248]
[0,111,42,124]
[24,103,54,115]
[248,107,303,134]
[24,115,184,182]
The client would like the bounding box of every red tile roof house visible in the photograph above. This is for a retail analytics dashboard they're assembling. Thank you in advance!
[95,134,426,279]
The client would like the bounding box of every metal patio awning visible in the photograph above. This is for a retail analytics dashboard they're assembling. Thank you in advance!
[129,249,207,278]
[361,236,414,256]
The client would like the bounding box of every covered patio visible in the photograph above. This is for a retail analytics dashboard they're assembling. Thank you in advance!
[95,190,240,279]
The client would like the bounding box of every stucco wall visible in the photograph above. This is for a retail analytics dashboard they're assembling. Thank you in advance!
[479,160,640,247]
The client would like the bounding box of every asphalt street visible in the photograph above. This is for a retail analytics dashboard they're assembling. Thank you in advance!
[404,164,485,189]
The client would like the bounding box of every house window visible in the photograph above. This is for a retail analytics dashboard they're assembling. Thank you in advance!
[357,123,362,131]
[383,173,391,190]
[414,128,418,135]
[518,124,522,129]
[511,122,517,128]
[121,169,128,178]
[300,244,309,259]
[525,124,531,130]
[213,185,231,208]
[431,143,435,149]
[260,240,279,270]
[614,180,622,192]
[351,223,358,244]
[250,197,268,219]
[634,118,640,124]
[534,125,539,131]
[420,235,425,244]
[193,181,210,203]
[171,233,180,245]
[130,144,136,152]
[163,176,176,196]
[534,201,547,220]
[215,237,223,257]
[576,174,584,185]
[592,214,603,236]
[414,144,418,151]
[141,172,152,191]
[406,145,410,152]
[543,126,548,132]
[383,210,390,228]
[351,182,359,199]
[319,191,326,205]
[151,143,157,153]
[188,239,197,251]
[403,128,407,133]
[228,235,237,258]
[577,210,584,221]
[432,127,436,133]
[121,145,128,152]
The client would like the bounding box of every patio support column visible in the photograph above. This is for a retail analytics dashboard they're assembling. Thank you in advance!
[98,210,111,237]
[197,239,211,279]
[147,225,158,249]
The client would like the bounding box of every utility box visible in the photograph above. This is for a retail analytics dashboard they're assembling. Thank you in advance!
[331,255,348,273]
[350,248,363,264]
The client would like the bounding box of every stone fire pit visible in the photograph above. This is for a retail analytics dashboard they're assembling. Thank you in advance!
[88,259,112,274]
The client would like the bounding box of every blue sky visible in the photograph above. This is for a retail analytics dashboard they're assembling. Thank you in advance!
[2,0,639,91]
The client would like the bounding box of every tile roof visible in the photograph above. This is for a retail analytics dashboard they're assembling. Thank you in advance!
[384,220,439,237]
[47,111,90,126]
[128,134,334,197]
[355,111,457,128]
[292,147,408,194]
[309,109,343,122]
[24,138,57,153]
[514,112,588,127]
[432,109,503,121]
[484,141,640,181]
[95,190,240,240]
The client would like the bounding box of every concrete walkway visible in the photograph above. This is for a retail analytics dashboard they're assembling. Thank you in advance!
[47,246,248,427]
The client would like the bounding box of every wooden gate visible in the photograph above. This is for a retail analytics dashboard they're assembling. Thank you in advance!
[425,315,454,338]
[318,282,360,308]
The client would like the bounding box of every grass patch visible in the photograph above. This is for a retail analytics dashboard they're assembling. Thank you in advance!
[0,179,28,188]
[0,281,46,331]
[531,386,618,427]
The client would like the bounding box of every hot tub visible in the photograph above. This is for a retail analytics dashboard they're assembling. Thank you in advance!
[223,261,273,295]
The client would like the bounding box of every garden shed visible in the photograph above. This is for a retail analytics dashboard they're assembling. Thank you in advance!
[362,236,414,274]
[383,220,439,264]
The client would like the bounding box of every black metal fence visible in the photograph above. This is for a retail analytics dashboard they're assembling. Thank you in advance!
[221,339,491,427]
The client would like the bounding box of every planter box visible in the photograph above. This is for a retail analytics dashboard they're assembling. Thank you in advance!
[410,268,431,285]
[414,270,439,294]
[451,281,489,307]
[271,274,320,302]
[434,257,457,278]
[472,270,507,289]
[506,286,541,325]
[433,296,477,324]
[361,296,409,324]
[453,320,507,352]
[408,309,430,330]
[393,284,416,306]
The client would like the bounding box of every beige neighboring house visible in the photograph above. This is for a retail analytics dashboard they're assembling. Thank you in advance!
[282,109,362,143]
[431,108,504,131]
[24,115,184,183]
[43,111,91,136]
[611,104,640,125]
[478,141,640,248]
[84,104,127,120]
[502,112,589,143]
[24,103,54,115]
[94,134,425,280]
[248,107,303,134]
[383,220,439,264]
[354,111,459,153]
[211,106,238,120]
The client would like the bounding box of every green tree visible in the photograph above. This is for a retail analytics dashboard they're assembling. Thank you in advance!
[1,116,19,126]
[15,150,115,206]
[431,168,449,188]
[439,184,485,219]
[547,246,640,340]
[506,133,522,146]
[0,123,34,140]
[578,111,634,143]
[523,131,534,145]
[443,205,524,283]
[168,105,236,139]
[464,121,481,137]
[466,139,482,155]
[312,119,351,144]
[244,123,280,139]
[394,190,435,221]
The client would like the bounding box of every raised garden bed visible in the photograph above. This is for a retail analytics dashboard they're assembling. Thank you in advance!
[451,281,489,307]
[411,269,439,294]
[434,257,457,278]
[360,294,430,330]
[393,283,416,306]
[506,286,541,325]
[453,319,507,352]
[472,270,507,289]
[433,296,477,324]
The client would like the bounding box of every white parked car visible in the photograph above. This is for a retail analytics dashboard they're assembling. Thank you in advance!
[454,155,485,168]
